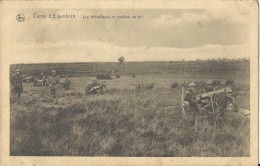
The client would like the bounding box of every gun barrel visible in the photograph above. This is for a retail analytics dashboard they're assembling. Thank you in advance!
[200,88,226,98]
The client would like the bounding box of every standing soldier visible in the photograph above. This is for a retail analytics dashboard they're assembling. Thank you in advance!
[183,82,201,127]
[47,70,60,97]
[39,73,44,80]
[43,76,47,86]
[39,73,47,86]
[11,69,23,98]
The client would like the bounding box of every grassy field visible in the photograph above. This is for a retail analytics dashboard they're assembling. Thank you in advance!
[10,70,250,156]
[11,60,249,78]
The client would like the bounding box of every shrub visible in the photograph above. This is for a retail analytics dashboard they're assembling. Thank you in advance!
[212,80,221,86]
[180,81,188,88]
[96,74,113,80]
[171,82,178,89]
[226,79,234,86]
[136,83,154,90]
[195,81,205,88]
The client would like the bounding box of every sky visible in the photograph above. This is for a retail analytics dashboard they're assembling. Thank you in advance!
[10,8,251,63]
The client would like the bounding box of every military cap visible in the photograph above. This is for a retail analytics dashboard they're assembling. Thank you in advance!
[189,82,196,87]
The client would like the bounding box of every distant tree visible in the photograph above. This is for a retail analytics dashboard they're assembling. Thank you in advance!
[118,56,125,65]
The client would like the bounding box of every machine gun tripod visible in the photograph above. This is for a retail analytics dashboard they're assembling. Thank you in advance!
[198,88,228,113]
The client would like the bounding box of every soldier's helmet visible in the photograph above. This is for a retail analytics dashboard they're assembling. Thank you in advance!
[206,80,212,85]
[189,82,196,87]
[224,88,233,94]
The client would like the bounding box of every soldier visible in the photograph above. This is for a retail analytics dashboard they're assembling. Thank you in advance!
[47,70,60,97]
[11,69,23,98]
[88,79,101,94]
[203,80,214,93]
[33,76,38,86]
[63,76,71,90]
[91,79,100,87]
[39,72,44,80]
[39,73,47,86]
[183,82,201,126]
[219,88,237,113]
[43,76,47,86]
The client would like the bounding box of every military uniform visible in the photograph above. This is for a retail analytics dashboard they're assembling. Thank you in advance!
[91,80,99,87]
[47,75,60,97]
[39,74,44,80]
[184,89,199,111]
[43,76,47,86]
[183,87,200,126]
[219,96,237,112]
[11,72,23,98]
[64,78,71,90]
[217,88,237,114]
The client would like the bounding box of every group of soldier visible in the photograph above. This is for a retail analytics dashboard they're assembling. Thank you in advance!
[10,69,71,98]
[11,69,237,116]
[183,80,237,124]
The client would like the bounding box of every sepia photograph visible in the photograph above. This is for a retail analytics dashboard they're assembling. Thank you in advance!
[0,0,258,165]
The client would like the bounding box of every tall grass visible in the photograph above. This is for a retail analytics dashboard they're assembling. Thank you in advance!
[10,81,250,156]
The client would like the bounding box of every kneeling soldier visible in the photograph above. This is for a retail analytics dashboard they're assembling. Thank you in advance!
[219,88,237,113]
[203,80,214,93]
[184,82,201,126]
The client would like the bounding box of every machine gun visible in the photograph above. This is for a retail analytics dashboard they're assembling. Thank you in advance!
[198,88,229,113]
[199,88,226,98]
[181,87,230,114]
[85,82,107,95]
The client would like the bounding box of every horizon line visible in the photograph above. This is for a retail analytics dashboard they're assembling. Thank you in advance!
[10,58,250,65]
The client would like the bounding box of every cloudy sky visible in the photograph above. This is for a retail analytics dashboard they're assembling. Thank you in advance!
[10,8,251,63]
